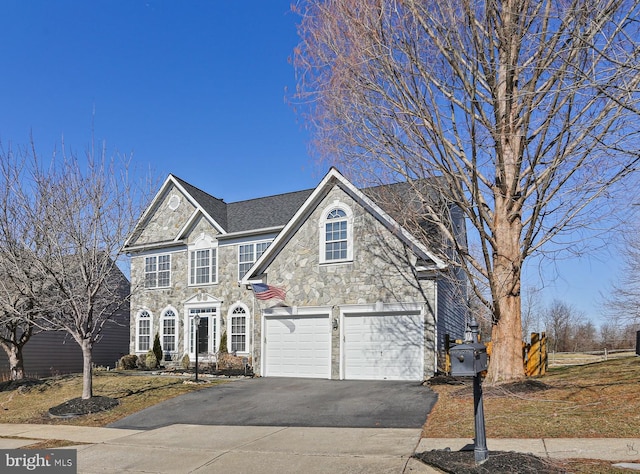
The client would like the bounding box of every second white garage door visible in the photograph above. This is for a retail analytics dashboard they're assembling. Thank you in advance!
[264,314,330,379]
[343,311,424,381]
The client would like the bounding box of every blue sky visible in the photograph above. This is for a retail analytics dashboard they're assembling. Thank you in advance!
[0,1,323,200]
[0,1,617,326]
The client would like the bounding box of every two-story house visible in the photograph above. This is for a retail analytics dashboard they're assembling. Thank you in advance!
[123,168,466,381]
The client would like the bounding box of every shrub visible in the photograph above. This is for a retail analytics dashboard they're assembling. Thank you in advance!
[181,353,190,369]
[136,355,147,370]
[219,331,228,354]
[152,333,163,364]
[117,354,138,370]
[146,351,158,369]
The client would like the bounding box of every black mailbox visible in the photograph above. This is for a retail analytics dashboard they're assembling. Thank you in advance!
[450,341,488,377]
[449,318,489,465]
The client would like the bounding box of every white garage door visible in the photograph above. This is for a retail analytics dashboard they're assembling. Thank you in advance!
[264,314,330,378]
[343,312,424,381]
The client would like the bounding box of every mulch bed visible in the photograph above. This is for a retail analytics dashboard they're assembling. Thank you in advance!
[414,449,565,473]
[420,376,563,472]
[48,396,119,418]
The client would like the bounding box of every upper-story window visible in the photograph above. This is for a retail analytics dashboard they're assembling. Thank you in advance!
[144,254,171,288]
[320,203,353,264]
[189,235,218,285]
[136,310,152,352]
[238,241,271,279]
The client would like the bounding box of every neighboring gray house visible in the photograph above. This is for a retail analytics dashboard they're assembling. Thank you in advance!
[0,319,130,378]
[123,168,466,381]
[0,273,130,378]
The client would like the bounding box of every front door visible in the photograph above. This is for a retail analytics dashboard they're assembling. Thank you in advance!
[188,308,218,360]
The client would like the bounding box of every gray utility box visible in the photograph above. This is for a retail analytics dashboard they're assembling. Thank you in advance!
[450,342,488,377]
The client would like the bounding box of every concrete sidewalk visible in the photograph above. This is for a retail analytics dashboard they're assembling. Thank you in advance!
[2,423,640,473]
[0,423,432,473]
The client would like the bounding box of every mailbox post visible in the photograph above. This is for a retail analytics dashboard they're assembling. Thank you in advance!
[449,317,488,465]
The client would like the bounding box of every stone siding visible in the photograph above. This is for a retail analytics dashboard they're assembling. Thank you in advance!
[255,185,437,378]
[128,181,443,379]
[134,184,197,245]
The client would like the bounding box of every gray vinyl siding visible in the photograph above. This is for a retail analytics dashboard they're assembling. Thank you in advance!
[436,268,467,355]
[433,203,468,367]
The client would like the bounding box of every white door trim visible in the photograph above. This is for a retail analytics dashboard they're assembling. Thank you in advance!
[183,295,222,361]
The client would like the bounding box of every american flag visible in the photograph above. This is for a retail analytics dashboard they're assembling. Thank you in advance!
[251,283,286,301]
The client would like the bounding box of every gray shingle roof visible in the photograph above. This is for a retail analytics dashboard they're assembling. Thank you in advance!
[172,175,228,230]
[172,175,313,234]
[226,189,314,233]
[172,174,438,236]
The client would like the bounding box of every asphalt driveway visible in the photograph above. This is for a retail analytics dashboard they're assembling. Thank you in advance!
[109,377,437,430]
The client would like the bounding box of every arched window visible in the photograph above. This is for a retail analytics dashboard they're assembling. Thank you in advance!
[136,310,152,352]
[229,305,248,353]
[161,308,177,353]
[320,203,353,263]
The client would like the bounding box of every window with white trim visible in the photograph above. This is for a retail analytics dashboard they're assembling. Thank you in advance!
[161,309,177,353]
[144,254,171,288]
[230,306,247,353]
[188,236,218,286]
[238,241,271,279]
[320,203,353,263]
[136,310,152,352]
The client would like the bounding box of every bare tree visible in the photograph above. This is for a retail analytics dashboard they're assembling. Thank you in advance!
[521,287,542,340]
[572,320,598,351]
[0,146,42,380]
[600,318,639,349]
[3,140,149,399]
[293,0,640,382]
[542,299,586,352]
[603,225,640,324]
[0,261,45,381]
[0,279,35,381]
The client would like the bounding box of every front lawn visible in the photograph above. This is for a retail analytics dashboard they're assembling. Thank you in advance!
[0,371,225,427]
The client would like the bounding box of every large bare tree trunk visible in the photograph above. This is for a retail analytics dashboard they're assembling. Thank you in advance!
[81,339,93,399]
[6,345,25,381]
[0,323,33,381]
[487,189,524,381]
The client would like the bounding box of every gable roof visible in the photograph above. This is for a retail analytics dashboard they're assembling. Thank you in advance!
[171,175,228,230]
[124,174,226,250]
[124,175,315,251]
[241,167,447,284]
[125,170,451,271]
